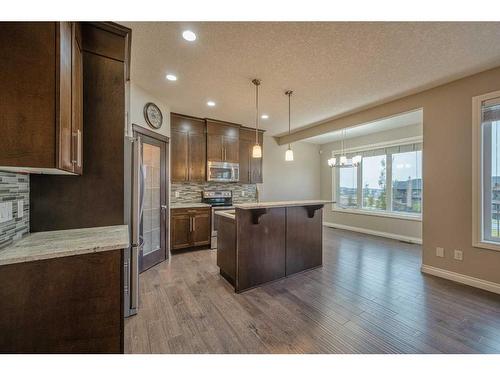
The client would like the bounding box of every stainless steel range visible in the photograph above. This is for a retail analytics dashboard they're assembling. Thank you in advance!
[202,190,234,249]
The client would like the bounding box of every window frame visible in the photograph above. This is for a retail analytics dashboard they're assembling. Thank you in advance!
[472,90,500,252]
[331,137,423,220]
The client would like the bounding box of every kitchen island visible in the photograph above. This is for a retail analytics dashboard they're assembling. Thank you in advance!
[216,200,331,292]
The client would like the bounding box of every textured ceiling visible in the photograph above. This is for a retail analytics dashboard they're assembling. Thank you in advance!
[303,110,422,144]
[122,22,500,136]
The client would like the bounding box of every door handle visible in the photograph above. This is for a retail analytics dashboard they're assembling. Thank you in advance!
[161,205,167,210]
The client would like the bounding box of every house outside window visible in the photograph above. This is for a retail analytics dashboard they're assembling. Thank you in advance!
[333,140,422,219]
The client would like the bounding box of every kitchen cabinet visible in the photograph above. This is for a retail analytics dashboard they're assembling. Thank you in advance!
[0,22,83,175]
[171,114,206,182]
[239,128,264,184]
[171,207,211,251]
[0,249,124,353]
[206,120,240,163]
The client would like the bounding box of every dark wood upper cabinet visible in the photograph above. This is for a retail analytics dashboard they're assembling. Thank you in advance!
[0,22,84,175]
[206,120,240,164]
[239,128,264,184]
[171,114,206,182]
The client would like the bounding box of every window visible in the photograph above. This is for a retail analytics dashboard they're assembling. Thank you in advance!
[333,141,422,218]
[362,154,387,210]
[392,150,422,214]
[338,166,357,207]
[473,90,500,249]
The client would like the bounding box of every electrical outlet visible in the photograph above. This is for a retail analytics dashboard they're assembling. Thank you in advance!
[0,201,13,223]
[436,247,445,258]
[175,191,180,198]
[454,249,463,261]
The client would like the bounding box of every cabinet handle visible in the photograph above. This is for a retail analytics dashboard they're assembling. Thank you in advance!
[224,148,227,160]
[189,217,193,232]
[71,130,82,168]
[77,129,82,168]
[221,147,224,160]
[193,216,196,230]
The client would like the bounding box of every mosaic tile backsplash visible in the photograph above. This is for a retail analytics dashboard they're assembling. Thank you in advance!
[171,182,257,204]
[0,172,29,249]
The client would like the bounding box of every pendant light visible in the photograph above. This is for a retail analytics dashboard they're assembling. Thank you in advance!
[285,90,294,161]
[252,79,262,158]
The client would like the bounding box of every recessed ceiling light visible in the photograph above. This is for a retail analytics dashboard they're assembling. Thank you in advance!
[261,114,269,119]
[207,101,216,107]
[182,30,197,42]
[166,74,177,81]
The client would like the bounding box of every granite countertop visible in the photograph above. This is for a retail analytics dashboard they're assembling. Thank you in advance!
[215,210,235,220]
[171,202,211,209]
[233,200,333,210]
[0,225,129,266]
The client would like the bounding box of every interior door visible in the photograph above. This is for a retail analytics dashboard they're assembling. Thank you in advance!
[134,126,169,273]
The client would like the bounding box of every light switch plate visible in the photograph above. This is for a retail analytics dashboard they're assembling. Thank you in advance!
[0,201,13,223]
[436,247,445,258]
[17,200,24,218]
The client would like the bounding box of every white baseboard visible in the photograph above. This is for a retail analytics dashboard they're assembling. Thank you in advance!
[323,221,422,244]
[421,264,500,295]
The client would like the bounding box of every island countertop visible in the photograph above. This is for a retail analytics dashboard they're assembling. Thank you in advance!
[233,200,333,209]
[0,225,129,266]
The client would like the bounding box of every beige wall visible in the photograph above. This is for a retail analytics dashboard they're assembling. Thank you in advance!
[260,135,321,201]
[320,124,422,242]
[281,66,500,285]
[130,82,171,137]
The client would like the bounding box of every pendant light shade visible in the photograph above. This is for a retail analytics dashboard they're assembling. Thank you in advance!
[285,90,294,162]
[252,144,262,158]
[252,79,262,159]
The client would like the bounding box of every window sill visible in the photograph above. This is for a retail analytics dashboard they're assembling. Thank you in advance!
[332,207,422,222]
[473,240,500,252]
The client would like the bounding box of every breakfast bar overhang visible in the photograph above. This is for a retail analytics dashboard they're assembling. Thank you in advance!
[216,200,332,292]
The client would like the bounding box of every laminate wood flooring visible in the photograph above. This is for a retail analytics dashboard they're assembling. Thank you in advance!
[125,228,500,353]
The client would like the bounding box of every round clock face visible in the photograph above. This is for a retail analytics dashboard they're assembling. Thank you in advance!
[144,102,163,129]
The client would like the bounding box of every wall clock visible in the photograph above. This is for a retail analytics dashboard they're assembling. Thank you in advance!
[143,102,163,129]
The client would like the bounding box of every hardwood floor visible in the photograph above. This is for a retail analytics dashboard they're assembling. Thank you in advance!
[125,227,500,353]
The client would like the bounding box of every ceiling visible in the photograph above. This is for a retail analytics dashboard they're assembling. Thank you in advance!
[122,22,500,136]
[302,109,422,144]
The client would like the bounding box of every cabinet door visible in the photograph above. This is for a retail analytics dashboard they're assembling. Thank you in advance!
[57,22,74,172]
[188,132,206,181]
[223,136,239,163]
[207,134,224,162]
[171,214,191,250]
[171,130,188,182]
[239,139,252,184]
[71,22,83,175]
[192,211,211,246]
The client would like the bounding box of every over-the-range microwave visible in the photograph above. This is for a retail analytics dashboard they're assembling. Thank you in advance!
[207,161,239,182]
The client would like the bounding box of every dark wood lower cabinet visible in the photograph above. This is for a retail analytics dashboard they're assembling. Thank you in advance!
[170,207,211,251]
[0,250,124,353]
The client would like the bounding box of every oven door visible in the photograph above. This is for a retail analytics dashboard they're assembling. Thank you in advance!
[207,161,239,182]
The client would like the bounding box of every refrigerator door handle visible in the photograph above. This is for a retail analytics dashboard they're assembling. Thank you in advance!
[130,135,143,312]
